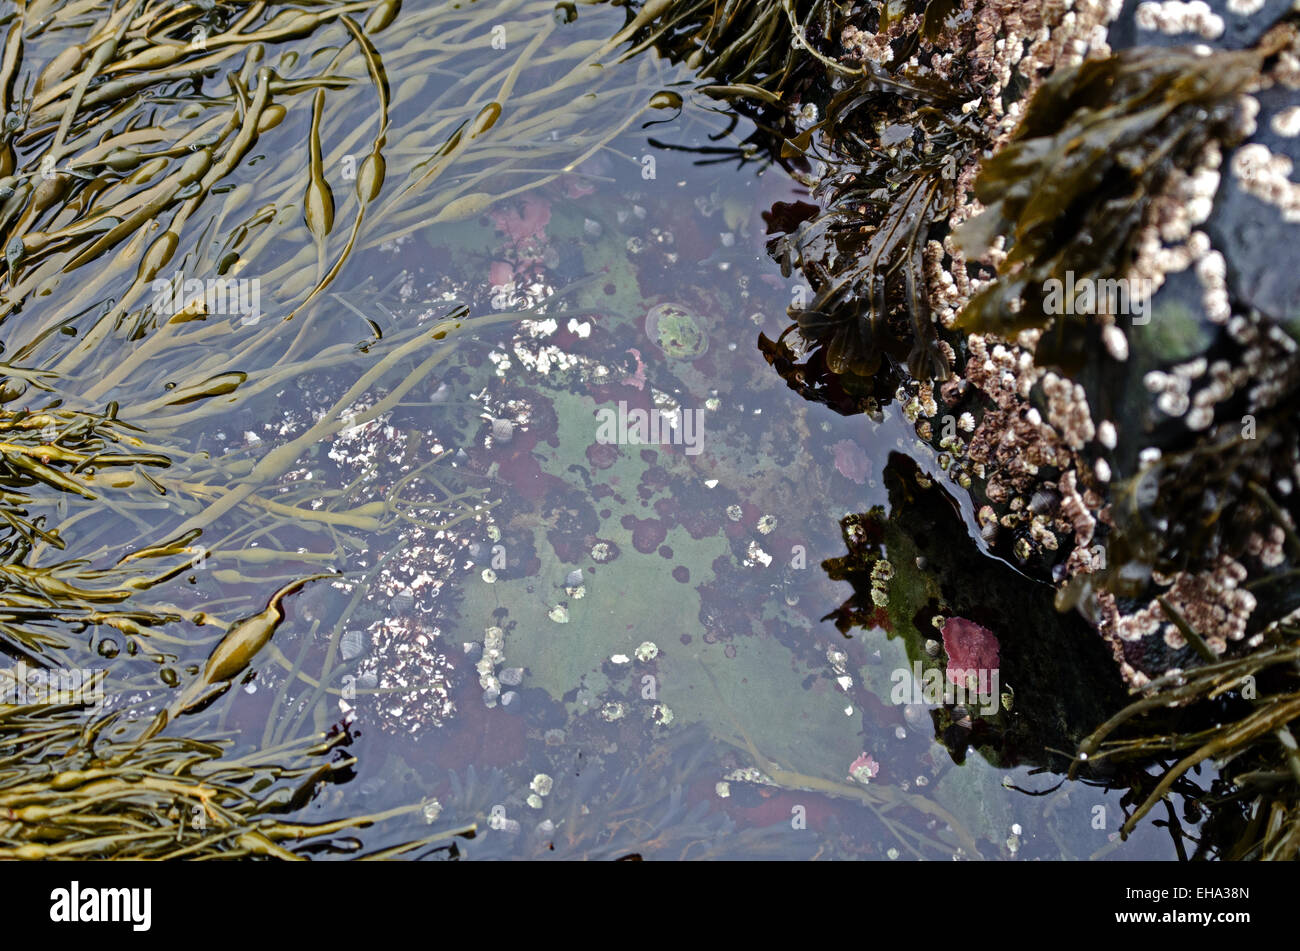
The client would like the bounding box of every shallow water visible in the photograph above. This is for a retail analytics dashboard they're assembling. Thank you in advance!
[215,13,1182,859]
[3,0,1192,859]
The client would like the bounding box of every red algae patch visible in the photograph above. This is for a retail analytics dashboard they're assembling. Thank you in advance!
[941,617,1000,687]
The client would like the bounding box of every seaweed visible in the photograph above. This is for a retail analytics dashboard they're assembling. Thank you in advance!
[769,70,982,385]
[954,44,1265,371]
[1071,616,1300,860]
[0,0,691,858]
[0,706,470,859]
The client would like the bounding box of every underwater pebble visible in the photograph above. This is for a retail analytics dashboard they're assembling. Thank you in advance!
[903,705,929,730]
[499,667,524,686]
[548,605,569,623]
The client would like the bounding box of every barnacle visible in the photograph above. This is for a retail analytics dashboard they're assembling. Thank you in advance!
[955,44,1265,370]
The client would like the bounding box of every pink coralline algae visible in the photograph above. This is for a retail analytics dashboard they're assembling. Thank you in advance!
[561,175,597,199]
[489,198,552,283]
[490,198,551,245]
[848,752,880,784]
[831,440,870,484]
[941,617,1000,686]
[560,155,609,198]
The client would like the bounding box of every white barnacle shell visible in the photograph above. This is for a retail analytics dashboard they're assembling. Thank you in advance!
[491,418,515,443]
[340,629,367,661]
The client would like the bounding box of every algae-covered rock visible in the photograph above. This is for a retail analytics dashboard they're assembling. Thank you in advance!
[823,454,1126,772]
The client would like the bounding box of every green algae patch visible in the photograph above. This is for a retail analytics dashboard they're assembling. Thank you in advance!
[658,637,865,784]
[459,522,727,712]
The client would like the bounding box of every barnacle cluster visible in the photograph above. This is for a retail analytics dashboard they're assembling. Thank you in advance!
[624,0,1300,853]
[750,0,1132,401]
[701,0,1300,691]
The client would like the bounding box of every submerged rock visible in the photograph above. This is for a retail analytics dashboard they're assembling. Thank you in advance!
[644,302,709,359]
[733,0,1300,691]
